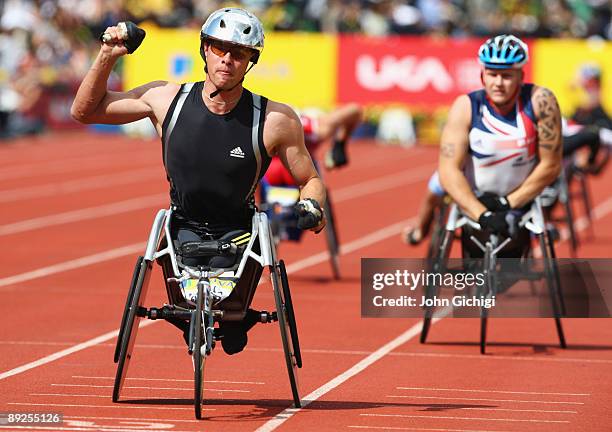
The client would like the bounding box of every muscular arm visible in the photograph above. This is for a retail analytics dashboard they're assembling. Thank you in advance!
[265,101,326,207]
[438,95,487,220]
[70,26,176,131]
[506,86,562,208]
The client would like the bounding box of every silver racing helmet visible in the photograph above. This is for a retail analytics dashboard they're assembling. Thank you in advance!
[200,8,264,63]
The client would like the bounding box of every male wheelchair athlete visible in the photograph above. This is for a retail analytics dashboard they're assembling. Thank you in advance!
[546,137,611,253]
[112,207,302,419]
[259,180,341,279]
[420,197,567,354]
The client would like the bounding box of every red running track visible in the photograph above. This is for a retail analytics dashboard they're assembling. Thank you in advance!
[0,132,611,432]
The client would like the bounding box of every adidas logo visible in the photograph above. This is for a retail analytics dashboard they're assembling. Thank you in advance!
[230,147,245,158]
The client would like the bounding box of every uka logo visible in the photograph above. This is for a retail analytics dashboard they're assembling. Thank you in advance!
[355,55,455,93]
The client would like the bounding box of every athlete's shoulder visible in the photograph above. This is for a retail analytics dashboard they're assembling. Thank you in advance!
[264,100,302,129]
[448,94,472,121]
[262,100,303,154]
[139,81,182,105]
[530,84,559,99]
[530,85,561,117]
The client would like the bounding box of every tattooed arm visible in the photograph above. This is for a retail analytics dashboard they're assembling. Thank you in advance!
[506,86,562,208]
[439,95,487,220]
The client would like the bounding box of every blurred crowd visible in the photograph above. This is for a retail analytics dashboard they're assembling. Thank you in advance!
[0,0,611,139]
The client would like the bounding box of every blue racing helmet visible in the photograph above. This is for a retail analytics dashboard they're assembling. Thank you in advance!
[478,34,529,69]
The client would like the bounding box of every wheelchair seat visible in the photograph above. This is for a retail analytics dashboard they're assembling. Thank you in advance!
[163,224,264,321]
[177,229,251,269]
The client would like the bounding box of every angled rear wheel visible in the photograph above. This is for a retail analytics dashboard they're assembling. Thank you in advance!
[271,263,301,408]
[324,192,341,280]
[113,257,152,402]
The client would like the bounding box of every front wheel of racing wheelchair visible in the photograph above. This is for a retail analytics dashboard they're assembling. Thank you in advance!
[112,208,302,419]
[419,198,567,354]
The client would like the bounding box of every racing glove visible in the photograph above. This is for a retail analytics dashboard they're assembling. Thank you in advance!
[478,210,520,238]
[478,192,511,212]
[100,21,146,54]
[295,198,324,231]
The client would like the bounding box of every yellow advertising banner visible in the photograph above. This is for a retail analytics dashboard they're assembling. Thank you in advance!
[533,39,612,117]
[124,26,336,109]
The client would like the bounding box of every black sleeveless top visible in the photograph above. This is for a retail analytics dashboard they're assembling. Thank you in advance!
[161,81,271,233]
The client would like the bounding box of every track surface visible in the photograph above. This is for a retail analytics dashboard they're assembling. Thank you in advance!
[0,132,611,432]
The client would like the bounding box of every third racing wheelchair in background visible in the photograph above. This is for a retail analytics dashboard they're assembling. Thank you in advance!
[259,179,341,280]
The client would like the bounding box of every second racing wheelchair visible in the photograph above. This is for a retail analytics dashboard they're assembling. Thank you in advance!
[420,196,567,354]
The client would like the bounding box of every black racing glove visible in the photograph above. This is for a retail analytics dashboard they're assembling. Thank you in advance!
[295,198,323,231]
[100,21,146,54]
[478,192,511,212]
[478,210,520,238]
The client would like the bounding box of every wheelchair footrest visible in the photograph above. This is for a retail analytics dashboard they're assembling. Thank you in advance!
[258,310,278,323]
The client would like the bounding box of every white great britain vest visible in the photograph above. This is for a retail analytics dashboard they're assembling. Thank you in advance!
[464,83,538,196]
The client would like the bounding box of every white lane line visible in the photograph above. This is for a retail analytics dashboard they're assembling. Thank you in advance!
[388,351,612,364]
[254,316,446,432]
[0,341,183,349]
[51,384,249,393]
[563,191,612,236]
[7,402,204,411]
[0,194,167,236]
[1,164,428,238]
[0,242,145,289]
[0,427,196,432]
[0,151,158,181]
[385,395,584,405]
[31,393,109,398]
[65,415,199,423]
[5,341,612,365]
[396,387,590,397]
[348,426,510,432]
[421,407,577,414]
[71,376,265,385]
[533,193,612,258]
[281,217,415,276]
[0,341,75,346]
[0,214,413,290]
[0,167,159,203]
[0,215,416,380]
[333,164,436,203]
[247,347,612,364]
[360,413,569,424]
[0,320,155,381]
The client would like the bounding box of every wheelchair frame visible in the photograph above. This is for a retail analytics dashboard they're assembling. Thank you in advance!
[544,156,598,256]
[420,198,567,354]
[112,208,302,419]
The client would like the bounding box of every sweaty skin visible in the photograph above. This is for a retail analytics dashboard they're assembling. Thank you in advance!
[438,68,562,220]
[71,26,326,231]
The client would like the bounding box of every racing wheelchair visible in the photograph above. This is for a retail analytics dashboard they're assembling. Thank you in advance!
[420,197,567,354]
[259,180,341,279]
[547,142,610,254]
[542,159,593,256]
[112,207,302,419]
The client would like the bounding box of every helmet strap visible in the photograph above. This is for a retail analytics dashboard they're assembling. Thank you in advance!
[208,62,256,98]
